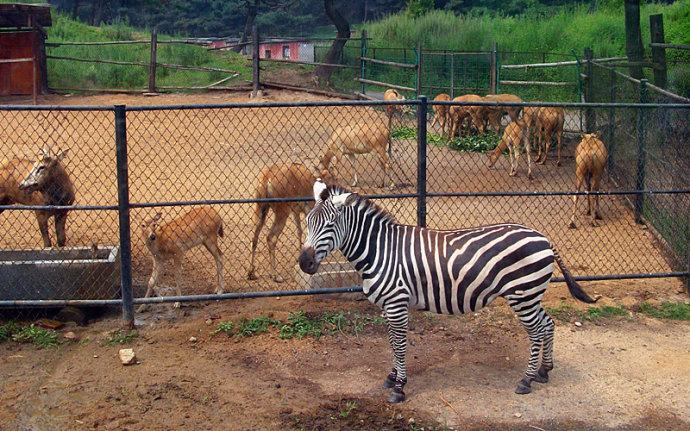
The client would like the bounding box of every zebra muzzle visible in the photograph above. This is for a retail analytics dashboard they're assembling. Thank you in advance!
[298,247,319,274]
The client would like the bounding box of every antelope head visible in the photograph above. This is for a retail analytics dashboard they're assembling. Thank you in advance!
[18,148,69,193]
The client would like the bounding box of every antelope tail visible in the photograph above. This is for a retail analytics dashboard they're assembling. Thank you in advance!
[553,247,597,303]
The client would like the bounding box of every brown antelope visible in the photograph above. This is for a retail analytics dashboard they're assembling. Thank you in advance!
[487,117,533,179]
[248,163,315,283]
[483,93,524,133]
[448,94,486,139]
[319,122,393,189]
[569,133,608,229]
[383,89,407,130]
[138,206,225,311]
[533,106,565,165]
[0,148,75,247]
[430,93,452,138]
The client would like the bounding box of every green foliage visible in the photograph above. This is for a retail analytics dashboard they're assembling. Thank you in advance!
[45,13,252,91]
[104,329,139,346]
[668,65,690,99]
[405,0,435,18]
[214,310,387,340]
[448,130,500,153]
[0,322,20,342]
[640,302,690,321]
[10,324,60,348]
[584,305,628,321]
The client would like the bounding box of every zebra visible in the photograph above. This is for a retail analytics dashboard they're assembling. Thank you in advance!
[298,179,597,403]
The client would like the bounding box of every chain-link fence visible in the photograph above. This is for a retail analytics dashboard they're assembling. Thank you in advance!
[1,98,688,322]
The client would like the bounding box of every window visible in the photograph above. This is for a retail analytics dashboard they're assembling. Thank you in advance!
[264,50,271,59]
[282,45,290,59]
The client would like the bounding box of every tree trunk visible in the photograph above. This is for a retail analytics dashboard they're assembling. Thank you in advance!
[233,0,258,54]
[90,0,105,26]
[71,0,81,21]
[624,0,645,80]
[315,0,350,86]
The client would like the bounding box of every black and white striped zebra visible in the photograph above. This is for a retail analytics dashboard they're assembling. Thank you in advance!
[298,180,596,403]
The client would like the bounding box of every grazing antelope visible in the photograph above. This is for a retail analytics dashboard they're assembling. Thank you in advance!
[383,89,407,131]
[248,163,315,282]
[533,107,565,165]
[448,94,486,139]
[319,122,394,189]
[0,148,75,247]
[138,206,225,311]
[430,93,452,138]
[487,117,533,179]
[483,93,524,133]
[569,133,608,229]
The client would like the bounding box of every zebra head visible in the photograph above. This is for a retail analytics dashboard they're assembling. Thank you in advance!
[299,179,358,275]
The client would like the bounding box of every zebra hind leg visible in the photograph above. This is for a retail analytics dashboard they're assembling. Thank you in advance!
[509,299,548,394]
[535,313,555,383]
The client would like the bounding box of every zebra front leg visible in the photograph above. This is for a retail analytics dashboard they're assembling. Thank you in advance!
[382,304,409,403]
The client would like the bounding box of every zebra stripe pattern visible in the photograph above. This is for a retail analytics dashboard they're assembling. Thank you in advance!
[298,180,596,403]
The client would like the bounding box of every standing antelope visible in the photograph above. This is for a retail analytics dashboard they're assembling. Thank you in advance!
[483,93,524,133]
[487,117,533,179]
[248,163,315,282]
[299,180,596,403]
[569,133,608,229]
[533,106,565,165]
[139,206,225,311]
[448,94,486,139]
[383,89,407,131]
[0,148,75,247]
[318,122,393,189]
[430,93,452,138]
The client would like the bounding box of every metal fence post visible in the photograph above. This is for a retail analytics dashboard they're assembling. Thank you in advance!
[417,95,427,228]
[584,47,595,132]
[490,42,497,94]
[449,53,454,99]
[360,29,366,95]
[634,79,648,224]
[608,68,616,172]
[148,27,157,93]
[115,105,134,327]
[416,40,422,97]
[252,25,260,98]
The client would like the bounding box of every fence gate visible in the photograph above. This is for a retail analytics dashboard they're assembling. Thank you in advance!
[421,50,493,99]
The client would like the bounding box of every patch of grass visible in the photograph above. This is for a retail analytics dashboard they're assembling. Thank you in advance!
[448,130,500,153]
[338,400,357,419]
[546,305,584,323]
[583,305,628,321]
[214,321,235,334]
[0,322,20,342]
[640,302,690,321]
[235,316,282,339]
[104,329,138,346]
[279,310,327,340]
[391,126,416,139]
[11,324,60,348]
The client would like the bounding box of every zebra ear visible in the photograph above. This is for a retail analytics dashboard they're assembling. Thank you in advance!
[313,179,328,201]
[332,192,358,209]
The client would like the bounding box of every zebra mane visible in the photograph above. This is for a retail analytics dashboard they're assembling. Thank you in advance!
[327,185,396,224]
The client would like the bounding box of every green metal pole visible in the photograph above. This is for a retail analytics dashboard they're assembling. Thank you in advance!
[571,49,583,131]
[634,79,648,224]
[360,30,366,95]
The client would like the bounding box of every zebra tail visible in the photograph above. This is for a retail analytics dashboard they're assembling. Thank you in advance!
[553,247,597,304]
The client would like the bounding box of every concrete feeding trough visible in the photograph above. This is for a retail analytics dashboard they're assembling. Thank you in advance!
[295,261,365,301]
[0,246,121,302]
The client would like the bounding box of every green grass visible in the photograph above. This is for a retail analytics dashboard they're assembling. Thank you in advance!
[214,310,387,340]
[640,302,690,320]
[548,301,690,323]
[45,13,252,91]
[4,323,60,348]
[104,329,139,346]
[448,130,500,152]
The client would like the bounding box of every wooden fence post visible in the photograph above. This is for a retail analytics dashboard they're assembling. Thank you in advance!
[490,42,498,94]
[584,47,595,132]
[148,27,157,93]
[252,25,260,97]
[650,14,667,89]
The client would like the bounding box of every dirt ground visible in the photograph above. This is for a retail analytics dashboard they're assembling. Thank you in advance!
[1,91,689,430]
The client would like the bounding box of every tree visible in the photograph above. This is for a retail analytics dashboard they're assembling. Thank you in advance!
[624,0,645,80]
[315,0,350,85]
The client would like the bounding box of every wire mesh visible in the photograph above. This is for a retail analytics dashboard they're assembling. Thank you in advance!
[0,99,687,318]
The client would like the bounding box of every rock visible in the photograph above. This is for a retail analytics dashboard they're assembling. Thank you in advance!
[189,336,198,343]
[119,348,137,365]
[574,321,582,327]
[64,331,78,341]
[514,412,522,418]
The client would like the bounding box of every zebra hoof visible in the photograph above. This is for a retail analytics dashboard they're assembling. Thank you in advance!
[535,366,550,383]
[388,390,405,403]
[515,378,532,394]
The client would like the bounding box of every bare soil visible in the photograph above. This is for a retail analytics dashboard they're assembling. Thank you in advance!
[1,91,689,430]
